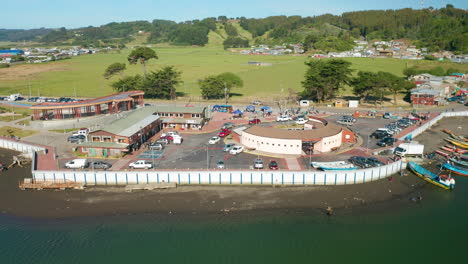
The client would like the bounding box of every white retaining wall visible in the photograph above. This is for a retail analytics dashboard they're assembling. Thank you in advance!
[0,137,46,158]
[32,160,405,186]
[399,111,468,140]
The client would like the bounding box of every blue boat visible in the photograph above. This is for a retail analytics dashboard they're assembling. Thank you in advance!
[407,162,455,190]
[311,161,357,171]
[449,158,468,168]
[442,162,468,177]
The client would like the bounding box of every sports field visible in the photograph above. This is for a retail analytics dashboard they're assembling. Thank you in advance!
[0,46,466,101]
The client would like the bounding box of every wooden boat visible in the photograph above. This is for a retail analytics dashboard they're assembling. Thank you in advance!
[407,162,455,190]
[443,129,468,141]
[449,158,468,168]
[311,161,357,171]
[442,162,468,177]
[435,150,450,157]
[444,139,468,149]
[443,145,468,154]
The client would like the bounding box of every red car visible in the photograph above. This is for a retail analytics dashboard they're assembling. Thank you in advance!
[218,129,231,137]
[269,160,279,170]
[249,118,261,124]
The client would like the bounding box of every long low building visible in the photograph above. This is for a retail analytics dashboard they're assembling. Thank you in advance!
[239,117,355,155]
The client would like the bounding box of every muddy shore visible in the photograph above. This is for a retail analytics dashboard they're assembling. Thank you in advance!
[0,116,464,219]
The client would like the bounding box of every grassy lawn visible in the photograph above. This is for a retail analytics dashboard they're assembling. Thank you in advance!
[1,46,466,100]
[0,115,22,122]
[49,128,76,133]
[0,126,37,138]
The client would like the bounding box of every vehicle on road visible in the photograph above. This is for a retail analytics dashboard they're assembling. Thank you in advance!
[249,118,261,125]
[65,159,88,169]
[254,158,264,169]
[218,129,231,137]
[221,122,234,129]
[377,137,397,147]
[89,161,112,170]
[223,143,235,152]
[295,118,308,125]
[268,160,279,170]
[348,156,372,168]
[337,119,354,126]
[156,138,169,145]
[129,160,153,169]
[216,160,225,169]
[276,115,291,122]
[341,116,357,122]
[229,146,244,155]
[209,136,221,144]
[149,143,164,150]
[67,135,86,143]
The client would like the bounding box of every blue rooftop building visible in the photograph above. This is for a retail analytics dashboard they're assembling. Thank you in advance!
[0,49,25,56]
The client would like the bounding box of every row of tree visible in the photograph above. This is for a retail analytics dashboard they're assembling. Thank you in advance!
[301,59,415,104]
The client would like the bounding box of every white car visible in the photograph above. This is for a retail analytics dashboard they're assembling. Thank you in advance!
[254,158,264,169]
[129,160,153,169]
[161,131,179,137]
[229,146,244,155]
[295,118,308,125]
[209,136,221,144]
[276,115,291,122]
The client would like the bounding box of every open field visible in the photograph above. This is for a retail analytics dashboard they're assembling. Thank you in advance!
[1,46,467,101]
[0,126,37,138]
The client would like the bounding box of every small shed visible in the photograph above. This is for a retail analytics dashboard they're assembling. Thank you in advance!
[299,100,310,107]
[348,100,359,108]
[334,101,344,107]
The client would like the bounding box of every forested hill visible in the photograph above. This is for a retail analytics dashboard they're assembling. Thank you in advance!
[2,5,466,53]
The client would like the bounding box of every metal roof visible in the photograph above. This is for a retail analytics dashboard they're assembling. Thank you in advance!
[161,118,203,124]
[95,107,160,137]
[78,141,129,149]
[148,105,206,114]
[31,90,144,110]
[243,122,342,141]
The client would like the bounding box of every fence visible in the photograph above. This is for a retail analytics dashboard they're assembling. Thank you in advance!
[399,111,468,141]
[32,160,405,186]
[0,137,46,158]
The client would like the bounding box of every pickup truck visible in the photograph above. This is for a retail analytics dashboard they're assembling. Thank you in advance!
[129,160,153,169]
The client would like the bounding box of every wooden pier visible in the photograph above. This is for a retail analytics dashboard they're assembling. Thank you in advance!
[125,182,177,192]
[19,178,85,190]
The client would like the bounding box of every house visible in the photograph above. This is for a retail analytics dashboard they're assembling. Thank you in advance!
[0,49,25,56]
[148,105,207,130]
[77,107,162,157]
[410,88,442,106]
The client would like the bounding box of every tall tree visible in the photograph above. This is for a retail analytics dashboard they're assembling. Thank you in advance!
[376,72,414,105]
[111,75,144,92]
[351,71,379,103]
[143,66,182,99]
[217,72,243,103]
[103,62,126,79]
[127,47,158,77]
[198,72,243,101]
[301,59,353,102]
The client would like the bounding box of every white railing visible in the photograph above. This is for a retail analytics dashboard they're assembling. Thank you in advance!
[399,111,468,140]
[0,137,46,158]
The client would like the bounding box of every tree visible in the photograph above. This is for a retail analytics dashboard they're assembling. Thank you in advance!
[402,66,418,78]
[224,23,238,37]
[223,37,249,49]
[103,62,126,79]
[111,75,144,92]
[199,72,243,101]
[374,72,415,105]
[143,66,182,99]
[351,71,379,103]
[301,59,353,102]
[127,47,158,77]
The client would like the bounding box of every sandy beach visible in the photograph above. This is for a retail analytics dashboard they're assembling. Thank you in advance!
[0,116,464,219]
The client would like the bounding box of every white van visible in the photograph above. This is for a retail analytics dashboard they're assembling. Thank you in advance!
[65,159,88,169]
[376,128,394,135]
[172,135,183,144]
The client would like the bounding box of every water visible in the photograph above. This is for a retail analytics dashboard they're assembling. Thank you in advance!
[0,177,466,264]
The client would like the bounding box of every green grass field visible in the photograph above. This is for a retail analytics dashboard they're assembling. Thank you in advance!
[1,46,466,101]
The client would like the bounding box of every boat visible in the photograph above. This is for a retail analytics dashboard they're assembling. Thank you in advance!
[443,129,468,141]
[407,162,455,190]
[442,162,468,177]
[435,150,450,157]
[443,145,468,154]
[311,161,357,171]
[449,158,468,168]
[444,139,468,149]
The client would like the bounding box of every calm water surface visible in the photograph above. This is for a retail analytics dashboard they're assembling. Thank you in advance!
[1,176,466,264]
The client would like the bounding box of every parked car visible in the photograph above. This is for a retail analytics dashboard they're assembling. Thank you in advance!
[149,143,164,150]
[341,116,357,122]
[254,158,264,169]
[366,157,385,167]
[229,146,244,155]
[377,137,397,147]
[161,131,179,137]
[383,112,392,119]
[349,156,371,168]
[155,138,169,145]
[276,115,291,122]
[72,128,89,137]
[337,119,355,126]
[370,131,392,139]
[89,161,112,170]
[65,159,88,169]
[129,160,153,169]
[67,135,86,143]
[249,118,261,124]
[218,129,231,137]
[216,160,225,169]
[209,136,221,144]
[160,135,174,142]
[222,122,234,129]
[458,99,465,104]
[252,100,263,105]
[223,143,236,152]
[268,160,279,170]
[295,118,308,125]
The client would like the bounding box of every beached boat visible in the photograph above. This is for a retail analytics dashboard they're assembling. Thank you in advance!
[449,158,468,167]
[442,162,468,177]
[442,145,468,154]
[407,162,455,190]
[311,161,357,171]
[444,139,468,149]
[435,150,450,157]
[443,129,468,142]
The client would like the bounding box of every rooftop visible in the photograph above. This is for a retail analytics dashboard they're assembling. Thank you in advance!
[78,141,129,149]
[95,107,160,137]
[243,121,343,141]
[148,105,206,114]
